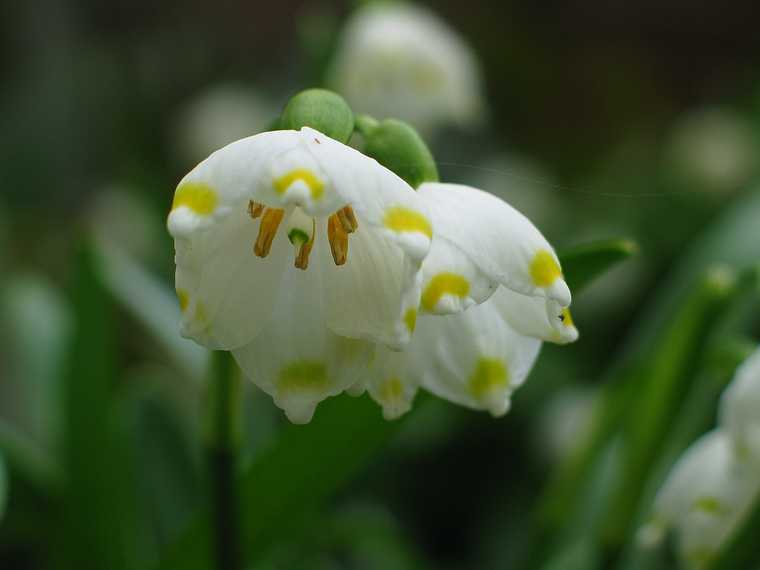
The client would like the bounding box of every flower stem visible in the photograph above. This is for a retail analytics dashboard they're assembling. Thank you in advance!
[207,350,242,570]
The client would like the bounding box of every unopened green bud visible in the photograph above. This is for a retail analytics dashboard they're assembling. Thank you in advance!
[280,88,354,144]
[356,116,438,189]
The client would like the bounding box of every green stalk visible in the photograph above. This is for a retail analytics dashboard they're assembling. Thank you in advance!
[206,351,242,570]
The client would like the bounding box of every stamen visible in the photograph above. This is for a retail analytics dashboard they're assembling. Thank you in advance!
[294,219,316,270]
[336,205,358,233]
[328,214,348,266]
[254,208,284,257]
[248,200,265,219]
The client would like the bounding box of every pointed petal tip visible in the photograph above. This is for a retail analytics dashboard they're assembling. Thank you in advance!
[283,405,317,425]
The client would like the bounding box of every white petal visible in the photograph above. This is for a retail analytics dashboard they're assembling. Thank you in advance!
[302,127,432,263]
[231,249,373,423]
[413,299,542,416]
[365,347,418,420]
[168,128,432,350]
[418,232,498,314]
[323,216,423,349]
[719,346,760,465]
[174,207,290,349]
[167,130,302,238]
[489,287,579,345]
[417,182,571,308]
[168,128,432,261]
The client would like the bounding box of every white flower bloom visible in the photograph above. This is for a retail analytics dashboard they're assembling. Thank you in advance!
[719,346,760,466]
[172,84,276,164]
[328,3,484,135]
[639,430,760,568]
[356,182,576,419]
[665,107,757,195]
[168,127,433,422]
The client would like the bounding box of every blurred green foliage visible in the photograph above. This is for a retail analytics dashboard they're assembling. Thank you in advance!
[2,1,760,569]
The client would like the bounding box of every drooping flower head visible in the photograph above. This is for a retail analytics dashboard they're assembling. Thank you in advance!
[168,127,432,422]
[357,181,577,419]
[168,90,578,423]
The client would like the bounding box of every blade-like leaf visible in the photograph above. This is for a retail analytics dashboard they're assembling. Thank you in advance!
[94,239,208,383]
[708,489,760,570]
[559,238,638,293]
[0,451,7,522]
[59,243,142,570]
[529,189,760,567]
[160,393,402,569]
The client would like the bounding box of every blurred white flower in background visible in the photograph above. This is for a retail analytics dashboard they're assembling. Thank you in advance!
[639,431,759,568]
[89,184,162,260]
[719,347,760,467]
[468,154,563,231]
[535,386,597,463]
[639,346,760,568]
[172,84,276,165]
[1,275,72,446]
[328,2,485,136]
[664,107,758,195]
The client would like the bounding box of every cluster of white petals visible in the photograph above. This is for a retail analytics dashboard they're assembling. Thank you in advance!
[640,347,760,568]
[328,3,484,135]
[168,128,576,423]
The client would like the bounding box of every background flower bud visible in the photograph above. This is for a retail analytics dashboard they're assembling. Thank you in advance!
[280,88,355,144]
[356,116,439,189]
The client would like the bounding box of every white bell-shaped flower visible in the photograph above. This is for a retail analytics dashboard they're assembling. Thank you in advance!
[168,127,433,422]
[356,182,576,419]
[328,2,484,135]
[638,430,760,569]
[719,346,760,466]
[416,183,575,341]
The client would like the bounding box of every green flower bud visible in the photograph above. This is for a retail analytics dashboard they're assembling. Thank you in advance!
[355,115,439,189]
[280,88,355,144]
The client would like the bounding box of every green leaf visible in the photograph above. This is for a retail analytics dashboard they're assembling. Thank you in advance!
[94,239,208,383]
[602,267,738,544]
[0,451,7,522]
[160,393,401,569]
[540,536,601,570]
[59,243,143,570]
[530,189,760,567]
[558,238,639,293]
[708,489,760,570]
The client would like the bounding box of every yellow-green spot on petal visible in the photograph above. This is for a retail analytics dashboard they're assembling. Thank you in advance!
[560,307,574,328]
[469,357,509,401]
[693,496,725,516]
[176,289,189,312]
[278,360,328,392]
[195,302,210,326]
[403,308,418,333]
[421,273,470,312]
[172,182,218,215]
[383,207,433,238]
[274,169,324,200]
[379,377,404,402]
[530,249,561,287]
